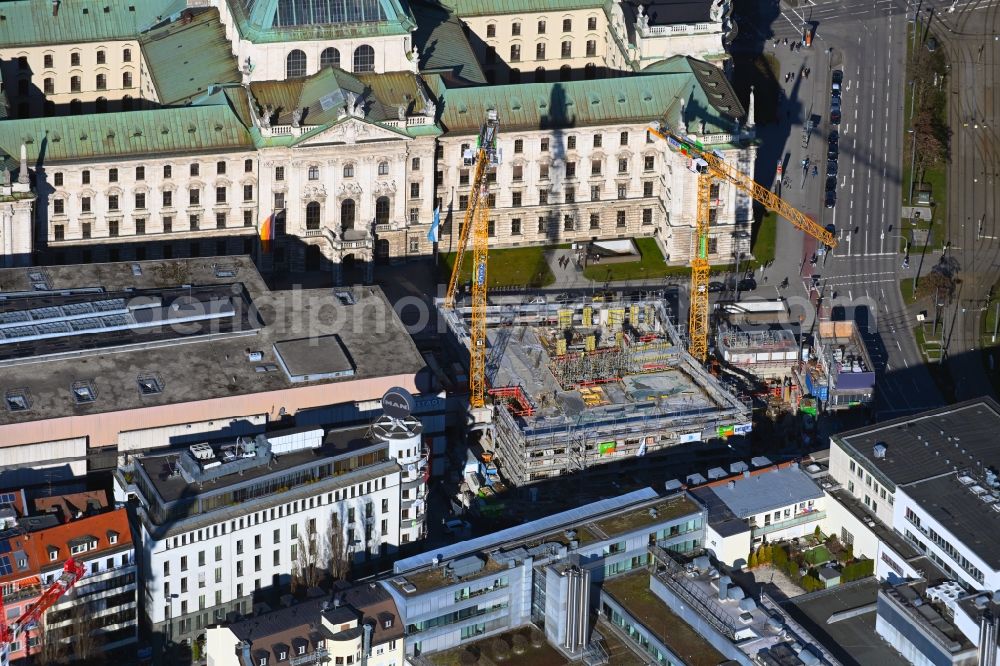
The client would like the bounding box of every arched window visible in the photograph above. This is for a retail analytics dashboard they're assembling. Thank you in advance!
[584,63,597,80]
[69,99,82,115]
[43,78,54,95]
[122,95,133,111]
[377,161,389,176]
[123,71,132,88]
[96,73,106,90]
[560,65,572,81]
[510,69,521,84]
[353,45,375,73]
[320,47,340,69]
[341,199,356,231]
[375,196,390,225]
[70,76,81,93]
[286,49,307,78]
[305,201,321,230]
[308,165,319,180]
[534,67,545,83]
[536,43,546,59]
[343,163,354,178]
[95,97,107,113]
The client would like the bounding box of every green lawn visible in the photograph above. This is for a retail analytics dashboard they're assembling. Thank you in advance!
[804,545,833,566]
[439,245,556,288]
[900,278,915,303]
[749,210,777,269]
[582,237,691,281]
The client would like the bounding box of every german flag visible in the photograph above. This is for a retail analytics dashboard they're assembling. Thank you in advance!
[259,213,274,253]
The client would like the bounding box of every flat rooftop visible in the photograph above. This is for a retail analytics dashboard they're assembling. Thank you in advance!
[602,570,725,666]
[706,465,823,519]
[783,579,908,666]
[904,472,1000,569]
[0,258,424,426]
[835,399,1000,487]
[880,583,975,655]
[138,425,378,504]
[388,489,702,596]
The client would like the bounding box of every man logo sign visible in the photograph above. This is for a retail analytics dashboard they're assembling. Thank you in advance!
[382,387,416,420]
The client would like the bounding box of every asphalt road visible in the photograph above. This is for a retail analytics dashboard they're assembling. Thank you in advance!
[736,0,948,418]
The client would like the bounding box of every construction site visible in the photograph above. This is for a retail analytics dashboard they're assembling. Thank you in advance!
[439,296,752,487]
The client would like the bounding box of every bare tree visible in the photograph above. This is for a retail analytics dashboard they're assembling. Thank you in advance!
[31,620,70,665]
[67,602,104,664]
[324,511,350,581]
[292,531,321,592]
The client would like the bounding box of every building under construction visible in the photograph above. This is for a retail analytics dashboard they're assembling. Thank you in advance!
[440,296,751,486]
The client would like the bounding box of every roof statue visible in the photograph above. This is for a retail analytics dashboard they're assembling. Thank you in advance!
[17,145,28,185]
[291,107,304,128]
[636,4,650,31]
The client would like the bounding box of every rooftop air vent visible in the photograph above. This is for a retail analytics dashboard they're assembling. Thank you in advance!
[873,443,887,459]
[137,373,163,396]
[4,389,30,412]
[71,380,97,404]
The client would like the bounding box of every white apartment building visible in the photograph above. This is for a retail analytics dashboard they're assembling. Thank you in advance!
[114,417,427,646]
[691,463,827,567]
[830,399,1000,591]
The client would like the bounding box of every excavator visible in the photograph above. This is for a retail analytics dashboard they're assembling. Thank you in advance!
[647,121,837,361]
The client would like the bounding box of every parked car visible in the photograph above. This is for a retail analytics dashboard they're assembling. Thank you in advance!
[831,95,841,109]
[826,176,838,191]
[832,82,842,97]
[832,69,844,84]
[708,281,726,293]
[825,192,837,209]
[828,147,838,161]
[827,160,839,176]
[831,109,842,124]
[737,278,757,292]
[828,129,839,145]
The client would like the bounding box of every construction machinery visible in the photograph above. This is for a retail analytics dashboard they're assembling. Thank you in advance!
[0,557,86,666]
[444,110,501,410]
[647,121,837,361]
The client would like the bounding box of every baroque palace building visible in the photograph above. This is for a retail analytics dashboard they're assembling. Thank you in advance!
[0,0,750,280]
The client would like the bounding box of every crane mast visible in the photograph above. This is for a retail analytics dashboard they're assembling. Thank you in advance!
[0,557,86,666]
[647,122,837,361]
[444,110,501,409]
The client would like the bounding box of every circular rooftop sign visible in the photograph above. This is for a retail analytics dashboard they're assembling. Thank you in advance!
[382,387,416,419]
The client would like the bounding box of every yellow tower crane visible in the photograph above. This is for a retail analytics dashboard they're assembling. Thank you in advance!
[648,121,838,362]
[445,110,501,409]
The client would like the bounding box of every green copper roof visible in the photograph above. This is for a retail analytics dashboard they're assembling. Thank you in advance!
[439,66,742,136]
[444,0,609,17]
[411,0,486,85]
[642,56,745,126]
[0,0,187,48]
[141,8,241,106]
[0,104,252,164]
[251,68,428,127]
[231,0,415,43]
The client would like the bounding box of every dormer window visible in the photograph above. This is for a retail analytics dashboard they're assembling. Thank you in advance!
[109,534,118,544]
[279,651,286,661]
[298,646,305,655]
[48,548,58,562]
